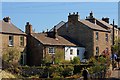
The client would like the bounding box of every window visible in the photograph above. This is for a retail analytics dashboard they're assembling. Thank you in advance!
[20,36,24,46]
[48,47,55,54]
[70,49,73,55]
[96,47,99,55]
[9,35,14,46]
[20,52,26,65]
[77,49,79,55]
[96,32,99,40]
[105,33,108,42]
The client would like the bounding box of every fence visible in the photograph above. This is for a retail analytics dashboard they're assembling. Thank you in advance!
[78,69,112,80]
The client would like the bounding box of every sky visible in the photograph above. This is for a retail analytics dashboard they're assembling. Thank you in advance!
[118,1,120,26]
[1,0,120,2]
[1,2,119,32]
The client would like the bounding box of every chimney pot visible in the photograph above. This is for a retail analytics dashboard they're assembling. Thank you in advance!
[3,16,11,23]
[77,12,78,15]
[102,17,109,23]
[27,22,30,25]
[90,11,93,18]
[69,13,71,15]
[73,12,75,15]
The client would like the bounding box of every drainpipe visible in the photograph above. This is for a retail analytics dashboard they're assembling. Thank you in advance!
[113,19,115,45]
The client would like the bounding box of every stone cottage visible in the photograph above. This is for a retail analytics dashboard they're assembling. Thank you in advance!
[57,12,111,59]
[0,17,26,65]
[25,22,85,66]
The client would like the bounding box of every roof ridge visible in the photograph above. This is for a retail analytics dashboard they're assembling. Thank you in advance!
[79,20,109,32]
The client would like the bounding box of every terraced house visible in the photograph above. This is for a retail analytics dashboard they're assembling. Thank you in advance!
[57,12,112,59]
[25,12,118,66]
[0,17,26,65]
[1,12,118,66]
[25,22,85,66]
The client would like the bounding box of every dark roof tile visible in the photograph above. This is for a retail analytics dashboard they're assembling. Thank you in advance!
[0,20,25,35]
[32,33,77,46]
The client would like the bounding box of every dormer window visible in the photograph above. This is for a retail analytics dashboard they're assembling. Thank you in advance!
[9,35,14,46]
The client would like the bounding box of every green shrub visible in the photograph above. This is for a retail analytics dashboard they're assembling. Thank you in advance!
[62,65,74,77]
[61,60,70,64]
[98,56,106,64]
[48,65,64,78]
[51,72,61,78]
[71,57,80,64]
[2,47,21,67]
[89,57,97,65]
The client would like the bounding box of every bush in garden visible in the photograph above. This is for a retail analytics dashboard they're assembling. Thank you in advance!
[2,47,21,69]
[61,60,71,64]
[87,67,94,74]
[98,56,106,64]
[88,57,97,65]
[71,57,80,64]
[49,65,64,78]
[51,72,61,78]
[74,65,82,74]
[62,65,74,77]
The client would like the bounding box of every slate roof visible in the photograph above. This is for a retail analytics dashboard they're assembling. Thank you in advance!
[31,33,77,46]
[50,21,65,31]
[80,20,109,32]
[54,20,109,32]
[0,20,25,35]
[96,19,113,29]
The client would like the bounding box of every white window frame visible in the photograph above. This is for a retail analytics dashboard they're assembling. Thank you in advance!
[9,35,14,46]
[48,47,55,54]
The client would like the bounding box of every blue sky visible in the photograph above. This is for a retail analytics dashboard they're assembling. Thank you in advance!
[1,0,120,2]
[1,2,119,32]
[118,1,120,26]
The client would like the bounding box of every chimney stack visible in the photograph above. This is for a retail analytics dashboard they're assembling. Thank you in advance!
[47,26,58,39]
[102,17,109,23]
[25,22,32,35]
[68,12,80,23]
[90,11,93,18]
[86,11,96,24]
[53,26,57,38]
[3,17,11,23]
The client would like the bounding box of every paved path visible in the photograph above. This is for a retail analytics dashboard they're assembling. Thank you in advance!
[109,69,120,80]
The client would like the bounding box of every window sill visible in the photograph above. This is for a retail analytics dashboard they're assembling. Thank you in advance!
[8,45,14,47]
[48,53,55,54]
